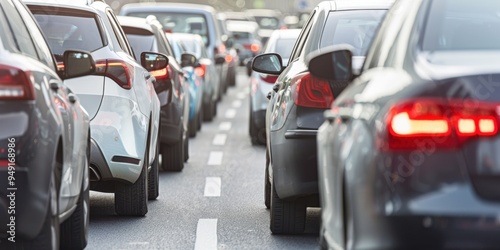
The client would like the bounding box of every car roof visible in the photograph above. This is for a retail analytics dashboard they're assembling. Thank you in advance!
[244,9,281,16]
[24,0,97,13]
[332,0,395,10]
[117,16,154,33]
[171,33,203,42]
[121,3,216,14]
[273,29,301,39]
[226,21,259,33]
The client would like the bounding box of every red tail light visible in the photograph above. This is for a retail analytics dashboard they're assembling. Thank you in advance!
[151,64,172,81]
[214,44,226,56]
[384,98,499,150]
[260,74,278,84]
[0,64,34,100]
[291,72,333,108]
[195,64,207,78]
[225,55,233,63]
[243,44,260,52]
[0,159,9,168]
[95,59,131,89]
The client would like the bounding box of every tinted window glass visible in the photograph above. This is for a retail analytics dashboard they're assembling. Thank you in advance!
[423,0,500,51]
[34,13,104,56]
[128,12,210,47]
[179,38,202,58]
[232,31,252,40]
[274,39,296,59]
[3,0,37,58]
[321,10,386,56]
[254,16,280,29]
[126,34,157,62]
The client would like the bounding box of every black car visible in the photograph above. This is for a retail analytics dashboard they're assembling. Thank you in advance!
[0,0,96,248]
[313,0,500,249]
[252,0,392,234]
[118,16,190,172]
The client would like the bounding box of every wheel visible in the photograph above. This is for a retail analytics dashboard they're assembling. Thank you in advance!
[161,129,184,171]
[197,109,202,131]
[212,100,217,117]
[115,149,148,216]
[269,179,306,234]
[229,69,236,86]
[203,99,214,122]
[189,115,197,138]
[148,135,160,200]
[60,158,89,249]
[249,110,259,145]
[264,152,270,209]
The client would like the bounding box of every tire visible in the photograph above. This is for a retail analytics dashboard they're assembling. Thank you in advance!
[212,100,217,117]
[148,136,160,200]
[161,130,184,171]
[229,70,236,86]
[115,150,148,216]
[183,135,189,163]
[203,100,214,122]
[197,109,202,131]
[24,171,60,250]
[189,115,197,138]
[270,179,306,235]
[60,159,89,249]
[264,152,270,209]
[249,110,259,145]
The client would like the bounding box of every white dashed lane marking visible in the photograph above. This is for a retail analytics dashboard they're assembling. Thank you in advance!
[207,151,223,165]
[225,109,236,119]
[194,219,218,250]
[236,92,246,99]
[218,122,232,131]
[212,134,227,146]
[203,177,221,197]
[232,100,242,108]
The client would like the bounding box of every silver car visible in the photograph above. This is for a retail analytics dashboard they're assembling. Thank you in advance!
[27,0,161,216]
[249,29,300,145]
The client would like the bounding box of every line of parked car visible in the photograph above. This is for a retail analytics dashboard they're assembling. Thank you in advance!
[0,0,247,249]
[251,0,500,249]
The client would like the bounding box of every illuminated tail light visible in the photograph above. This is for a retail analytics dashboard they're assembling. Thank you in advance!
[214,44,226,56]
[384,98,499,150]
[291,72,333,108]
[0,64,34,100]
[151,64,171,80]
[250,44,260,53]
[0,159,8,168]
[95,59,131,89]
[195,64,207,78]
[225,55,233,63]
[260,74,278,84]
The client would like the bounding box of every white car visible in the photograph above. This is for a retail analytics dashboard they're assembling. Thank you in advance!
[27,0,161,216]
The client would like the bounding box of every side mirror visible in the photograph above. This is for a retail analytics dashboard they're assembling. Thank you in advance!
[141,52,169,71]
[62,50,95,79]
[306,45,353,81]
[215,55,226,65]
[180,52,198,68]
[251,53,283,75]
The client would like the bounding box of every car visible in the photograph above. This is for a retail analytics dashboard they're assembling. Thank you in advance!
[167,33,206,138]
[249,29,300,145]
[226,20,262,66]
[244,9,285,45]
[119,3,227,100]
[0,0,97,248]
[216,13,239,88]
[313,0,500,249]
[251,0,392,234]
[27,0,161,215]
[172,33,221,122]
[118,15,190,171]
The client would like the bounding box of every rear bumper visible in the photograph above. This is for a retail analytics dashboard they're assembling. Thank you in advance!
[270,128,318,200]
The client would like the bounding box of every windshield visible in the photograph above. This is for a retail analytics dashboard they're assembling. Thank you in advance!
[33,13,104,56]
[127,12,210,47]
[254,16,280,29]
[422,0,500,52]
[320,10,386,56]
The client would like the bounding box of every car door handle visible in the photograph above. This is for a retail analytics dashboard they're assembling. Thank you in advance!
[144,72,151,80]
[273,83,281,93]
[49,81,59,91]
[68,93,77,104]
[267,91,272,100]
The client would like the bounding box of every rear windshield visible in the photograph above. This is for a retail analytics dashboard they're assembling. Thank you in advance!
[254,16,280,29]
[127,12,210,47]
[125,34,157,62]
[274,39,296,60]
[423,0,500,51]
[33,13,104,56]
[320,10,386,56]
[232,31,252,40]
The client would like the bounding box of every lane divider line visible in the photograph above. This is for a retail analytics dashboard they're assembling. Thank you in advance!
[225,109,236,119]
[194,219,218,250]
[232,100,242,108]
[212,134,227,146]
[203,177,221,197]
[218,122,232,131]
[207,151,223,165]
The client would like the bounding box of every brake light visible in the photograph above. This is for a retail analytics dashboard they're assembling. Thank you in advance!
[195,64,207,78]
[260,74,278,84]
[0,160,8,168]
[291,72,333,108]
[384,98,499,150]
[214,44,226,56]
[151,64,171,80]
[225,55,233,63]
[251,44,260,53]
[0,64,34,100]
[95,59,131,89]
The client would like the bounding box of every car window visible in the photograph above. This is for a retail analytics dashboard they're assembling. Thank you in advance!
[254,16,280,29]
[107,10,133,56]
[2,0,38,59]
[14,2,55,69]
[179,37,202,58]
[423,0,500,52]
[289,10,315,61]
[125,34,157,62]
[33,12,104,57]
[320,10,386,57]
[273,38,296,60]
[232,31,252,40]
[127,12,211,47]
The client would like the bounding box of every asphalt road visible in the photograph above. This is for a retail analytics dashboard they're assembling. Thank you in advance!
[87,68,320,250]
